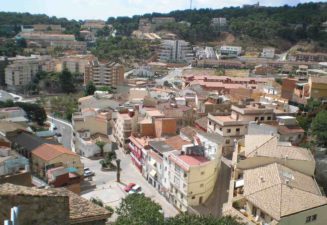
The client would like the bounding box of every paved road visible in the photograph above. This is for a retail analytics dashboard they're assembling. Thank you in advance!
[192,161,231,217]
[47,116,74,151]
[81,149,179,220]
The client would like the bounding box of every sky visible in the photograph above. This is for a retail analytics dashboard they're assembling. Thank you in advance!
[0,0,324,20]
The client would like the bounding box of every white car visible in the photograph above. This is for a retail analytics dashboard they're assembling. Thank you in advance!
[128,185,143,194]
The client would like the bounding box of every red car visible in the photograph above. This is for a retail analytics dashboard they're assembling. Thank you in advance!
[124,183,136,192]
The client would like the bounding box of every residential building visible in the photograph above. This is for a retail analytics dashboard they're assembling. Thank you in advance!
[31,143,83,178]
[17,32,75,47]
[4,55,55,91]
[261,47,275,59]
[207,103,274,153]
[46,166,81,194]
[82,20,106,32]
[293,52,327,62]
[113,110,136,149]
[308,76,327,100]
[224,134,326,225]
[166,143,221,212]
[219,45,242,58]
[84,60,124,87]
[61,55,96,76]
[184,74,271,93]
[159,40,194,64]
[78,91,119,111]
[211,17,227,29]
[128,136,150,173]
[7,130,58,159]
[0,183,111,225]
[0,107,27,123]
[33,24,65,33]
[270,116,304,144]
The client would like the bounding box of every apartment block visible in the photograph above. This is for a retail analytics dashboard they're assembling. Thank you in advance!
[4,55,56,91]
[308,76,327,100]
[159,39,194,64]
[207,103,274,153]
[166,143,221,212]
[84,60,124,87]
[261,47,275,59]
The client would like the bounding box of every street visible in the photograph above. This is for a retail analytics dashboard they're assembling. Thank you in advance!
[47,116,74,151]
[81,149,179,220]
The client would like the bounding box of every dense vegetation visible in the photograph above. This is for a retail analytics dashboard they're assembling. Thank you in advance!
[0,12,81,37]
[91,37,151,62]
[115,194,244,225]
[107,2,327,46]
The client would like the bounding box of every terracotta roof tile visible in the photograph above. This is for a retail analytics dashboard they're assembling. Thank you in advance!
[32,144,76,161]
[165,135,191,150]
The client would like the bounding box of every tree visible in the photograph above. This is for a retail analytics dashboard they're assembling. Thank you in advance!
[58,69,76,93]
[311,110,327,147]
[84,81,96,96]
[115,194,164,225]
[166,214,244,225]
[14,102,47,125]
[96,141,106,156]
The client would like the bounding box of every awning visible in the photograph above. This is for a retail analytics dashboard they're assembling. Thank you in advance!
[149,170,157,177]
[235,179,244,188]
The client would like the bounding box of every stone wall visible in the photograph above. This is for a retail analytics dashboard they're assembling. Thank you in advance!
[0,171,32,187]
[72,219,107,225]
[0,195,69,225]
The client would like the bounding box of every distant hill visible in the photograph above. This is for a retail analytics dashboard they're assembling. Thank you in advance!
[0,2,327,50]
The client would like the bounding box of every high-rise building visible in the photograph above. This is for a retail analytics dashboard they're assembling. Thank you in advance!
[84,60,124,87]
[159,40,194,64]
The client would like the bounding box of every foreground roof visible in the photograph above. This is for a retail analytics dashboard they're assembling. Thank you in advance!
[244,163,327,220]
[0,183,111,223]
[245,135,314,161]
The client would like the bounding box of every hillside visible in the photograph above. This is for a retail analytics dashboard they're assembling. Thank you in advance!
[0,2,327,51]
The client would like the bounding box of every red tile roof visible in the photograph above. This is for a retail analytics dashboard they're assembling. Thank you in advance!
[178,155,209,166]
[165,136,190,150]
[32,144,76,161]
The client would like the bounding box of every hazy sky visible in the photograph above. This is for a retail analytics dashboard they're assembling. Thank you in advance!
[0,0,324,20]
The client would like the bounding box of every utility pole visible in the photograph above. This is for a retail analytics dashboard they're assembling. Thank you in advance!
[190,0,193,10]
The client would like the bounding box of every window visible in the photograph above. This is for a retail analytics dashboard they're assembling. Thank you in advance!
[236,128,240,132]
[267,116,272,120]
[255,117,259,121]
[192,196,195,199]
[200,184,204,187]
[312,214,317,221]
[260,117,264,121]
[226,139,230,144]
[227,129,231,133]
[306,216,311,223]
[201,171,205,175]
[209,121,212,125]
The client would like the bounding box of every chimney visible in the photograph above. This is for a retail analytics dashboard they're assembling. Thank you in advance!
[128,109,135,117]
[260,176,265,183]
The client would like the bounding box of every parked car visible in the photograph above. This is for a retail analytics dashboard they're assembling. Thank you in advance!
[124,183,136,192]
[128,185,143,194]
[84,168,94,177]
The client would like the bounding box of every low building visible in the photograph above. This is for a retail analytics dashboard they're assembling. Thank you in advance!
[0,183,111,225]
[78,92,119,111]
[219,45,242,58]
[0,107,27,123]
[85,60,124,87]
[261,47,275,59]
[31,143,83,179]
[293,52,327,62]
[82,20,106,32]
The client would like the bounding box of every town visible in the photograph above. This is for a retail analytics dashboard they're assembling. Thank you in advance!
[0,1,327,225]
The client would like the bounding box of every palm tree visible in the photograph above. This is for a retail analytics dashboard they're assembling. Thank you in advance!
[96,141,106,156]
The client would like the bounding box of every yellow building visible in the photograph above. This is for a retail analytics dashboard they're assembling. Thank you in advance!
[309,76,327,100]
[32,144,83,178]
[166,145,221,212]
